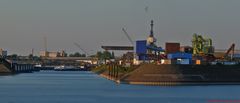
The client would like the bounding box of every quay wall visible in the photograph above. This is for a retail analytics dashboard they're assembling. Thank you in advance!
[94,63,240,86]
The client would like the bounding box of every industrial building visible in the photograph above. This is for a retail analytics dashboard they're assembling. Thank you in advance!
[98,20,239,66]
[40,50,66,58]
[0,48,7,58]
[132,20,235,65]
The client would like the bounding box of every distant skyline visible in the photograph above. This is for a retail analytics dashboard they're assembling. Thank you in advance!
[0,0,240,55]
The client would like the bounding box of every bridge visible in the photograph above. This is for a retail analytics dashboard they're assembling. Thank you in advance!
[41,57,97,66]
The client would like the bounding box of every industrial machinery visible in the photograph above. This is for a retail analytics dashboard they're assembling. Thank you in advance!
[146,20,157,54]
[224,43,235,60]
[192,33,215,61]
[192,33,214,55]
[135,20,164,61]
[147,20,157,46]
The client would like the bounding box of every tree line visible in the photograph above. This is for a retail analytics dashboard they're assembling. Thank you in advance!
[6,51,115,59]
[96,51,115,60]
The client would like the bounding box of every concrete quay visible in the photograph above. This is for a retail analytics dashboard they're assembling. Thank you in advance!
[0,58,39,75]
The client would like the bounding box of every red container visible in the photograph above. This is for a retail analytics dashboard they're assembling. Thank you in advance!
[165,42,180,54]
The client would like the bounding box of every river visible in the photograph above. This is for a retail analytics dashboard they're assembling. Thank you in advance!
[0,71,239,103]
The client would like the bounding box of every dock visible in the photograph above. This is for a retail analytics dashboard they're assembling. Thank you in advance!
[0,58,39,75]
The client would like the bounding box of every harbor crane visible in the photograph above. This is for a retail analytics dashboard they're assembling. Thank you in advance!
[122,28,134,46]
[224,43,235,60]
[74,42,89,56]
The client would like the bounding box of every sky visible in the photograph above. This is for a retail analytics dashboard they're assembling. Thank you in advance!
[0,0,240,55]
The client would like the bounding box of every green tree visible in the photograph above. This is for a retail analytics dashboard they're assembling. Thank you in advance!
[69,52,86,57]
[81,54,86,57]
[10,54,18,60]
[69,54,74,57]
[103,51,111,60]
[64,53,68,57]
[33,56,41,61]
[96,51,103,60]
[74,52,81,57]
[28,54,33,59]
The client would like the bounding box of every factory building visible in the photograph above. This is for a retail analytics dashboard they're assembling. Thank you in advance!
[40,50,66,58]
[0,48,7,58]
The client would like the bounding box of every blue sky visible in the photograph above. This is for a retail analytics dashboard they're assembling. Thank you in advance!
[0,0,240,55]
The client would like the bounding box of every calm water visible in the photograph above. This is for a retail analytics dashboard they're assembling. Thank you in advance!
[0,71,240,103]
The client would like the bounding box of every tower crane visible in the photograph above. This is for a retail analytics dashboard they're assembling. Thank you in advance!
[74,42,89,56]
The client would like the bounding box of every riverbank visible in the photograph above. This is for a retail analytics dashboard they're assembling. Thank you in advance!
[0,63,13,75]
[0,62,38,75]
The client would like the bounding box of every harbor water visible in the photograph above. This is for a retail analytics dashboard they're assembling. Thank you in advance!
[0,71,240,103]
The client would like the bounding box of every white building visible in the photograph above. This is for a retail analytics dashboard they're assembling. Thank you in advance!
[40,50,66,58]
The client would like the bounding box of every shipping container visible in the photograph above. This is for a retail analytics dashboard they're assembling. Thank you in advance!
[165,42,180,54]
[210,61,237,65]
[161,59,171,64]
[196,60,201,65]
[161,59,177,64]
[177,59,190,64]
[223,62,237,65]
[233,54,240,58]
[167,52,192,59]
